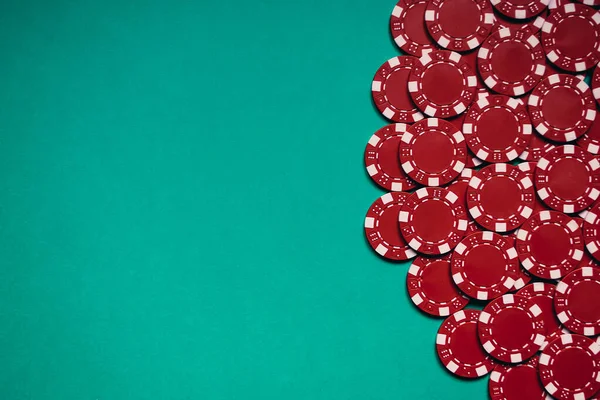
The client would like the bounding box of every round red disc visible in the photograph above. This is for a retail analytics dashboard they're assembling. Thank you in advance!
[424,0,495,51]
[399,118,467,186]
[478,294,546,363]
[539,334,600,400]
[447,168,481,235]
[518,132,556,161]
[488,356,547,400]
[528,74,596,142]
[364,192,418,261]
[364,124,419,192]
[462,95,532,162]
[407,255,470,316]
[399,187,469,255]
[492,8,547,35]
[535,145,600,213]
[408,50,478,118]
[555,266,600,336]
[390,0,438,56]
[478,28,546,96]
[491,0,549,19]
[584,203,600,261]
[436,309,497,378]
[541,3,600,72]
[451,231,519,300]
[466,163,536,232]
[517,282,563,348]
[371,56,425,123]
[516,210,584,279]
[576,112,600,154]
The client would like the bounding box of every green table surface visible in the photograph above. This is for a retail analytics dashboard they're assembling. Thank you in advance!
[0,1,487,399]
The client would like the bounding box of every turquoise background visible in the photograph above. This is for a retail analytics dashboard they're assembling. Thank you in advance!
[0,1,487,399]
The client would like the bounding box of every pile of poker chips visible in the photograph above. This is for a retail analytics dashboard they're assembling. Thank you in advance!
[363,0,600,398]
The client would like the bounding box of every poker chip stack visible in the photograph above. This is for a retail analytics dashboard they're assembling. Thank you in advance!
[363,0,600,398]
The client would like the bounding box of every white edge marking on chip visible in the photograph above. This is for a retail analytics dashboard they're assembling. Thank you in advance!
[375,244,389,256]
[469,176,481,188]
[479,311,491,324]
[398,211,409,223]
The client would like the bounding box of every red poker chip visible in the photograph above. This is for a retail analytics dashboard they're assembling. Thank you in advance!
[424,0,494,51]
[555,266,600,336]
[390,0,438,56]
[451,231,519,300]
[539,334,600,400]
[492,9,547,35]
[462,95,532,162]
[491,0,549,19]
[436,309,497,378]
[528,74,596,142]
[516,210,584,279]
[518,132,556,161]
[371,56,425,123]
[408,50,478,118]
[576,112,600,155]
[488,356,547,400]
[535,145,600,213]
[399,187,469,255]
[364,192,418,261]
[466,163,536,232]
[517,282,563,347]
[407,255,469,316]
[399,118,467,186]
[584,202,600,261]
[364,124,419,192]
[478,28,546,96]
[541,3,600,72]
[478,294,546,363]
